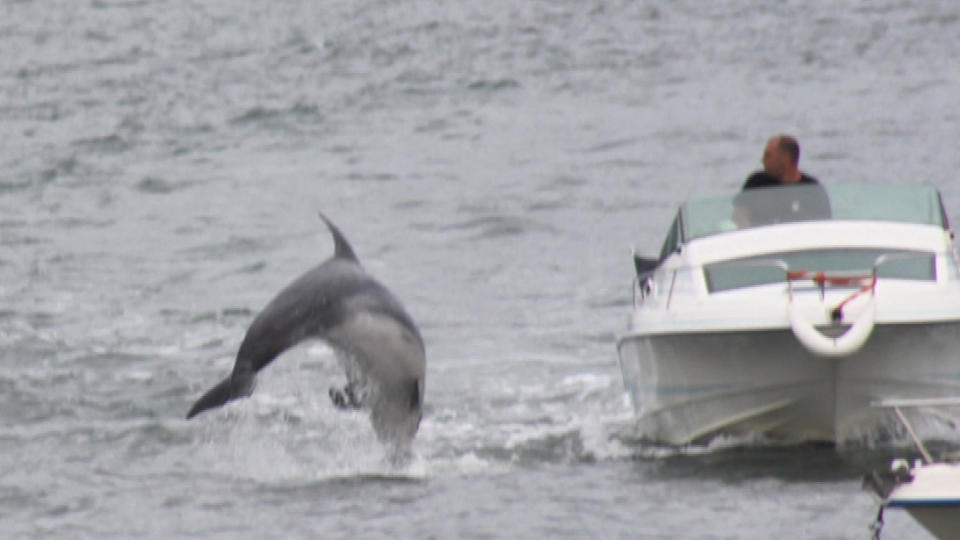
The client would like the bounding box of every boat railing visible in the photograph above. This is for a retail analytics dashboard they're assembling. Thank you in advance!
[631,251,932,311]
[710,251,930,299]
[787,251,932,302]
[712,254,928,358]
[783,254,926,357]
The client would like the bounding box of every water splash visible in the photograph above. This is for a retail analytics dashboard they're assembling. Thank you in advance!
[186,345,424,482]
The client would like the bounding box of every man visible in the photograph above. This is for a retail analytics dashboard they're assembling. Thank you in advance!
[737,135,831,224]
[743,135,820,189]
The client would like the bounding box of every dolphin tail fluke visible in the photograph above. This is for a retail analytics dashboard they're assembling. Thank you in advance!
[185,372,255,419]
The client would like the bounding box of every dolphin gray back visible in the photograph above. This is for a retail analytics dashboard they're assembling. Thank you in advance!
[186,214,424,421]
[236,258,423,376]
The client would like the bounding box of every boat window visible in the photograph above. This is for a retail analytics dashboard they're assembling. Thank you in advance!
[681,184,947,241]
[704,248,935,293]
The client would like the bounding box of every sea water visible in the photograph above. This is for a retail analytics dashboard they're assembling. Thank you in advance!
[3,0,959,537]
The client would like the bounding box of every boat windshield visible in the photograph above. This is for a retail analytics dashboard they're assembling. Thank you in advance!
[681,184,948,242]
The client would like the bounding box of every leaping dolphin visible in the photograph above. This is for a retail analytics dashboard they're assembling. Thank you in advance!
[186,214,426,446]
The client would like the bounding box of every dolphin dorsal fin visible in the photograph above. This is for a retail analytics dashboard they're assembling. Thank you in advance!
[318,212,359,262]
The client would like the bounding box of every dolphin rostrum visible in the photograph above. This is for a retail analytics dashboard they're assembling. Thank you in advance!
[186,214,426,445]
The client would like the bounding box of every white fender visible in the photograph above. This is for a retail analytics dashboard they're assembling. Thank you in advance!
[788,298,876,358]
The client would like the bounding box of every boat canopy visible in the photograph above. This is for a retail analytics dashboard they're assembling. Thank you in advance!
[680,184,949,243]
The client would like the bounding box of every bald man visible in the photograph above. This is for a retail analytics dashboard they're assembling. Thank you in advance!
[743,135,820,189]
[737,135,831,224]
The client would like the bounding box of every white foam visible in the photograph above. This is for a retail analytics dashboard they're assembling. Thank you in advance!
[187,345,431,482]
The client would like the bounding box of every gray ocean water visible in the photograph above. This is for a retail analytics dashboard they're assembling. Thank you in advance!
[3,0,959,538]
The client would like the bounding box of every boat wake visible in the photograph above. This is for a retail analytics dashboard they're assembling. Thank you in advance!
[186,348,642,482]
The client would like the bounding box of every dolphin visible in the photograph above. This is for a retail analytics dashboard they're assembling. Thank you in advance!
[186,214,426,445]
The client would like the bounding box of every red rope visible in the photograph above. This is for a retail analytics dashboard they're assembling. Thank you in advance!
[786,270,877,321]
[833,278,876,314]
[786,269,874,287]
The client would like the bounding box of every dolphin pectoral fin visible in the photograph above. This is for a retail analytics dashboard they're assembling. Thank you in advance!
[186,372,256,419]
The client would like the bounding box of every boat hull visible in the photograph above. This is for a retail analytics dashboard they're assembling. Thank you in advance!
[895,506,960,540]
[886,463,960,540]
[617,322,960,445]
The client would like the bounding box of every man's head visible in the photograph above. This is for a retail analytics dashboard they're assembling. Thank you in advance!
[762,135,801,183]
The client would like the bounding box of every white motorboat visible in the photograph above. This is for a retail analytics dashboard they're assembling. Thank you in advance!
[864,398,960,540]
[616,183,960,446]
